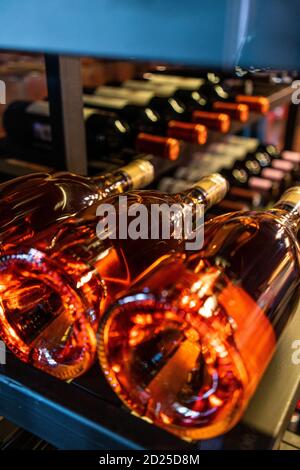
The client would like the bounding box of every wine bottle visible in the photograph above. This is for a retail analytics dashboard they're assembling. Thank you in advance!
[3,100,180,161]
[246,151,294,185]
[145,71,270,114]
[85,87,207,145]
[142,74,250,123]
[221,165,279,203]
[157,177,191,193]
[0,157,156,249]
[98,186,300,440]
[209,198,251,214]
[224,136,300,179]
[120,80,232,133]
[0,174,228,380]
[234,158,288,193]
[168,172,263,208]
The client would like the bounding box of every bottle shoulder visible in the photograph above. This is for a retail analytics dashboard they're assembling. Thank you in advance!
[200,209,300,273]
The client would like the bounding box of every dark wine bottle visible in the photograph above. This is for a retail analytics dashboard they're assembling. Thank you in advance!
[3,100,180,161]
[234,158,288,194]
[243,153,293,188]
[145,71,270,114]
[142,74,250,122]
[221,165,279,203]
[84,90,207,145]
[99,80,232,133]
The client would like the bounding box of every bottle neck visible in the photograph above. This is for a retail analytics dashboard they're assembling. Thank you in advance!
[92,171,132,199]
[176,173,228,211]
[273,188,300,233]
[92,159,155,198]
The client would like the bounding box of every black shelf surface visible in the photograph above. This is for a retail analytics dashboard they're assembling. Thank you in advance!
[0,354,192,450]
[0,301,300,450]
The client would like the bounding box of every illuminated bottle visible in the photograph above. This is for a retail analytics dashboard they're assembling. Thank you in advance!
[99,186,300,440]
[3,100,180,161]
[0,157,156,249]
[0,174,228,380]
[85,88,207,145]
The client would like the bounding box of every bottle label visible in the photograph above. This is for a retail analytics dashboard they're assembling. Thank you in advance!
[83,94,128,110]
[95,86,155,106]
[33,122,52,142]
[83,107,98,120]
[27,100,49,116]
[123,80,176,98]
[121,159,155,189]
[26,101,52,142]
[145,73,204,91]
[209,142,245,158]
[27,100,94,123]
[275,187,300,214]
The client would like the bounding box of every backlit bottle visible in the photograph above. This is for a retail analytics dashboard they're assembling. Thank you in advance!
[99,186,300,440]
[0,157,157,251]
[0,174,228,380]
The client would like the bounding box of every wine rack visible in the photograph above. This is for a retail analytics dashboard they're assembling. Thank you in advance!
[0,1,300,451]
[0,79,299,448]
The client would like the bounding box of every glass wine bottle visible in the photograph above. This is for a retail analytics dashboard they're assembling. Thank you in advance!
[145,71,270,114]
[107,80,232,133]
[84,88,207,145]
[0,157,156,250]
[99,186,300,440]
[140,74,250,123]
[0,174,228,380]
[3,100,180,161]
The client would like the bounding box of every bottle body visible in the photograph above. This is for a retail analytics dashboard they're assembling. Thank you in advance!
[145,71,270,114]
[141,74,249,122]
[221,167,279,203]
[3,100,128,157]
[0,159,154,251]
[122,79,232,132]
[88,87,207,144]
[3,100,180,160]
[99,195,300,439]
[0,175,227,379]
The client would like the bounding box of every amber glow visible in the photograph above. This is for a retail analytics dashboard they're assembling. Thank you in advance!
[99,261,257,440]
[167,121,207,145]
[192,110,231,133]
[235,95,270,114]
[212,101,249,122]
[218,282,276,397]
[0,250,97,380]
[99,211,297,441]
[136,133,180,161]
